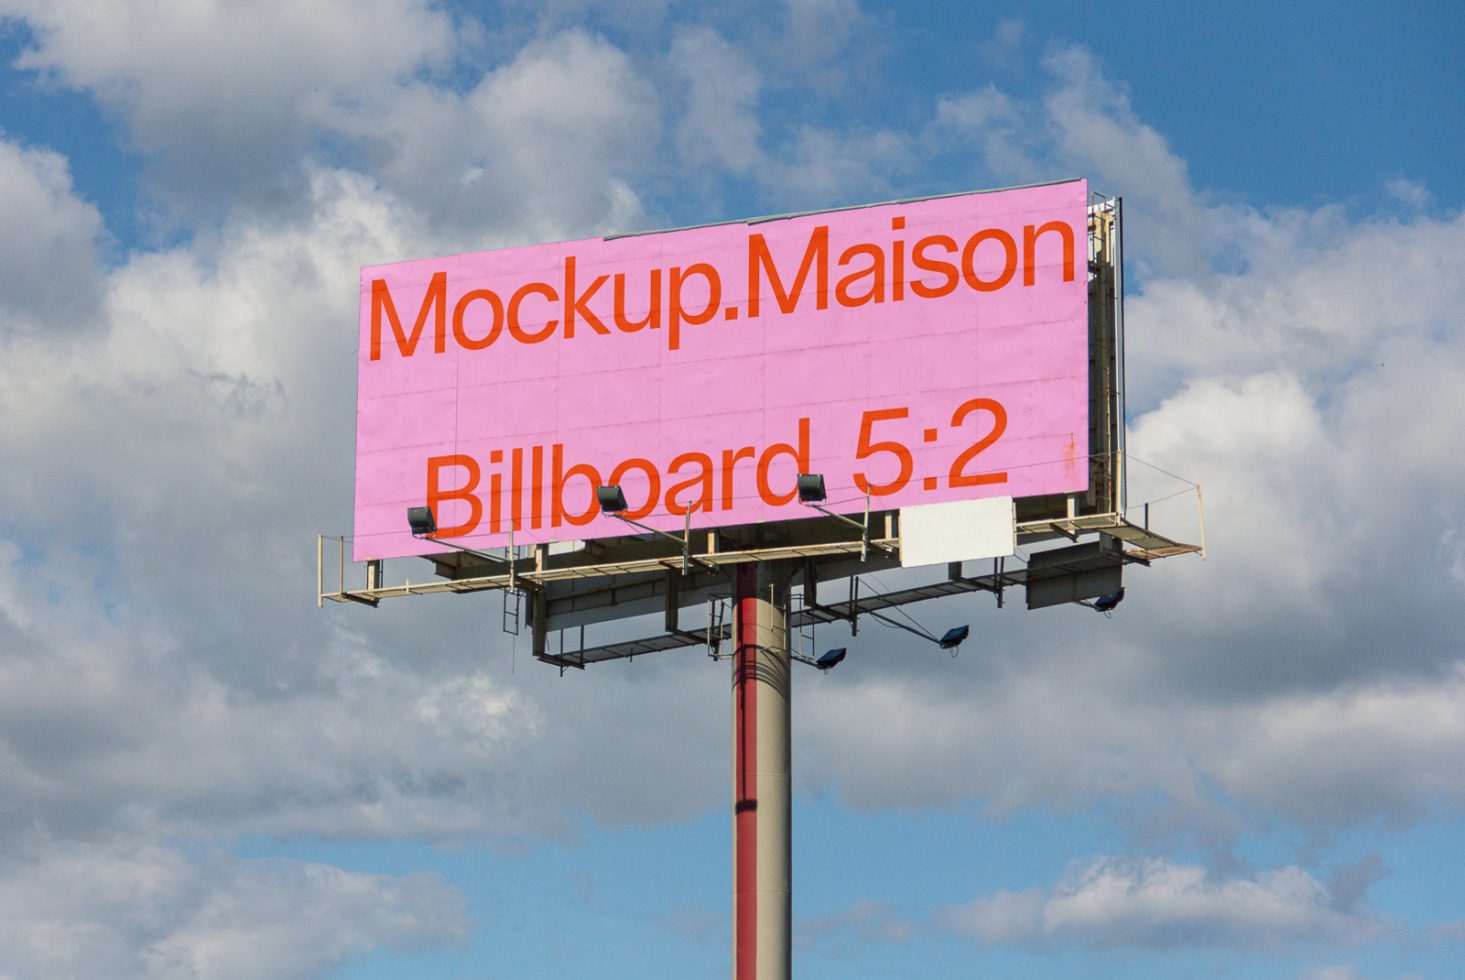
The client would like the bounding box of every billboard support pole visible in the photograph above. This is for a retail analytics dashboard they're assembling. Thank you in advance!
[732,560,792,980]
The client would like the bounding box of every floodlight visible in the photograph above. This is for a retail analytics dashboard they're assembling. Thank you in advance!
[404,505,508,565]
[1092,588,1125,613]
[594,483,705,572]
[407,506,437,537]
[796,473,827,503]
[815,647,847,671]
[795,471,883,558]
[938,625,970,649]
[596,485,629,514]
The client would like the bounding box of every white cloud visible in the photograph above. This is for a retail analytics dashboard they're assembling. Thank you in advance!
[1127,208,1465,392]
[1039,45,1217,277]
[1384,177,1429,210]
[668,27,763,175]
[982,18,1025,62]
[1213,668,1465,828]
[0,535,529,842]
[2,0,456,212]
[797,899,915,951]
[931,44,1465,382]
[796,856,1397,955]
[795,629,1465,836]
[0,137,104,333]
[759,124,914,208]
[3,5,662,238]
[0,165,725,846]
[940,888,1045,945]
[797,649,1240,831]
[0,167,403,552]
[930,42,1225,278]
[769,44,1465,846]
[662,21,913,212]
[783,0,873,89]
[933,85,1036,179]
[941,857,1379,949]
[0,842,466,979]
[0,525,725,843]
[349,29,658,243]
[1126,371,1337,615]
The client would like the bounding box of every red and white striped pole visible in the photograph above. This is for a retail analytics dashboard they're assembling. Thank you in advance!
[732,561,792,980]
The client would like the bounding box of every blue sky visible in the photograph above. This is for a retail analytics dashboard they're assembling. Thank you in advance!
[2,2,1464,978]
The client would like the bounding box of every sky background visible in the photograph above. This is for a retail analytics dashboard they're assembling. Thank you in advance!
[2,2,1464,978]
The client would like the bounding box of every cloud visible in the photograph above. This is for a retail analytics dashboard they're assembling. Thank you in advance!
[0,842,466,979]
[1118,209,1465,705]
[663,8,910,212]
[1038,44,1215,277]
[978,18,1026,69]
[1,0,904,232]
[807,855,1393,954]
[0,166,726,847]
[668,27,763,176]
[1211,669,1465,828]
[0,521,725,843]
[782,0,876,91]
[940,856,1380,949]
[931,42,1339,284]
[797,899,915,951]
[1127,208,1465,392]
[348,29,658,244]
[2,0,456,215]
[3,6,661,239]
[0,167,400,562]
[1326,854,1391,913]
[1384,177,1429,210]
[932,85,1035,180]
[757,124,914,209]
[774,44,1465,846]
[797,624,1465,838]
[0,137,104,333]
[937,888,1045,946]
[0,536,531,843]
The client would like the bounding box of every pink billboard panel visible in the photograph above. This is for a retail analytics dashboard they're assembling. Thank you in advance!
[355,179,1089,561]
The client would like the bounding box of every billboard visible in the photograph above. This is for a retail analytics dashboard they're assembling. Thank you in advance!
[354,179,1089,561]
